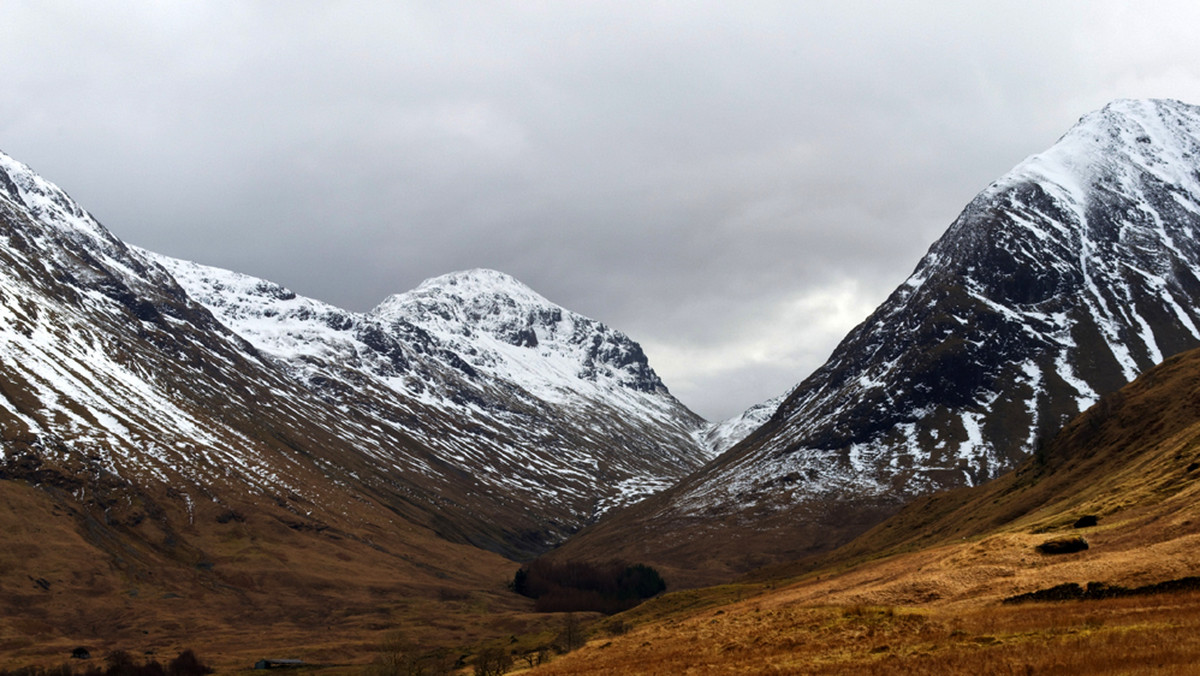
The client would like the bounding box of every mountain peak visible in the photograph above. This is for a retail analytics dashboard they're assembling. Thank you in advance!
[990,98,1200,200]
[370,268,554,325]
[0,150,106,241]
[367,268,678,400]
[416,267,540,294]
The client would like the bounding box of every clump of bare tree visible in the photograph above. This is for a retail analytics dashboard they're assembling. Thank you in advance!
[365,634,456,676]
[555,612,586,653]
[511,559,666,613]
[471,647,512,676]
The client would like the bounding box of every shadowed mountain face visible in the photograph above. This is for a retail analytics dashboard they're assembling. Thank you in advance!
[548,99,1200,586]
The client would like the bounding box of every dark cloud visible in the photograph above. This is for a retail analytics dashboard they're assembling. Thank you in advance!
[4,1,1200,419]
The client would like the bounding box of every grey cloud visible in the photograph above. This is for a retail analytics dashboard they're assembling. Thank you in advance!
[5,1,1200,420]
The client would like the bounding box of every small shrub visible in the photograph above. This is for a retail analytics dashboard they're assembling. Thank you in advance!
[516,648,550,670]
[607,618,629,636]
[166,651,212,676]
[105,651,137,676]
[1036,536,1089,555]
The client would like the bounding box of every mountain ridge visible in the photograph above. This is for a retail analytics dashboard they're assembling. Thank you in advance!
[0,143,737,664]
[543,98,1200,586]
[154,253,715,538]
[0,140,724,569]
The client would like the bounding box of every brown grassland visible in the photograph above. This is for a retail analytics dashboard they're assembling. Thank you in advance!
[527,589,1200,674]
[10,347,1200,674]
[0,476,557,673]
[524,508,1200,674]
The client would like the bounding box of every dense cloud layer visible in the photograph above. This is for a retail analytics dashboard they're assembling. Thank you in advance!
[5,2,1200,419]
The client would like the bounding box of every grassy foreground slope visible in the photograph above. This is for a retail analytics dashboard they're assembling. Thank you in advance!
[0,475,538,672]
[529,346,1200,674]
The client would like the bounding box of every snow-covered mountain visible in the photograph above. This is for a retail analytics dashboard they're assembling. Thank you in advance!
[548,98,1200,584]
[701,391,789,457]
[155,257,712,536]
[0,151,309,494]
[0,147,712,560]
[736,97,1200,499]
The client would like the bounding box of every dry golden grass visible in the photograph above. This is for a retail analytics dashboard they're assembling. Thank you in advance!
[0,477,544,673]
[530,590,1200,675]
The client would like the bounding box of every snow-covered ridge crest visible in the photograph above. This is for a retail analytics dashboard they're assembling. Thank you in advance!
[0,150,181,298]
[147,252,366,366]
[703,391,789,457]
[0,150,109,243]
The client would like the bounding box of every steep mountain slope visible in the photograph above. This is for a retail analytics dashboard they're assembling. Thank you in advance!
[0,150,337,506]
[530,345,1200,676]
[0,147,712,663]
[548,98,1200,586]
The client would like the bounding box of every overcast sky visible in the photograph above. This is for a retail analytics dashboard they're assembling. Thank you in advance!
[5,2,1200,421]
